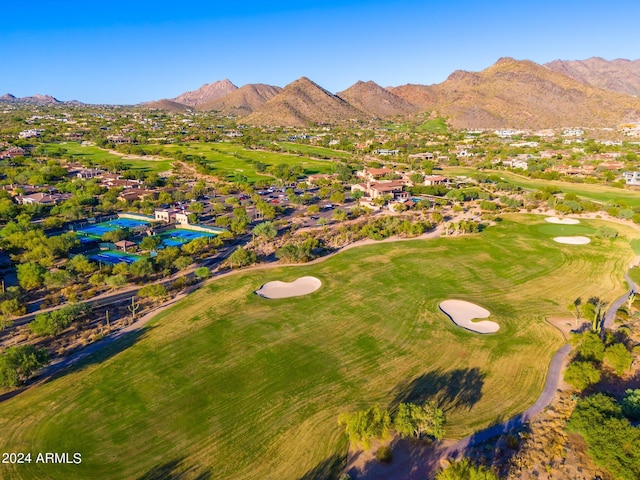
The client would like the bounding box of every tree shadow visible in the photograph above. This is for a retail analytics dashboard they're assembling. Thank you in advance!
[296,453,346,480]
[42,326,154,384]
[389,368,486,413]
[0,326,152,405]
[136,456,212,480]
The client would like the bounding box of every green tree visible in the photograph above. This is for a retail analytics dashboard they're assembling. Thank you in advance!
[564,361,601,390]
[194,267,210,279]
[329,191,346,205]
[0,298,26,319]
[622,389,640,420]
[436,458,498,480]
[17,262,46,290]
[129,258,154,279]
[67,254,97,276]
[573,331,605,362]
[106,274,127,289]
[0,345,49,387]
[338,405,392,449]
[139,235,162,251]
[228,247,257,268]
[173,256,193,271]
[394,402,445,441]
[409,172,424,185]
[252,221,277,239]
[138,284,167,299]
[603,343,633,376]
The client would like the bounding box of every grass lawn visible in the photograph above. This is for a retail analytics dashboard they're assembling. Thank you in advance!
[265,142,353,161]
[0,214,636,480]
[156,142,336,182]
[42,143,174,174]
[444,167,640,208]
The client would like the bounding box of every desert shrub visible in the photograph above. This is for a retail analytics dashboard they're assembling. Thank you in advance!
[376,445,393,463]
[564,361,601,390]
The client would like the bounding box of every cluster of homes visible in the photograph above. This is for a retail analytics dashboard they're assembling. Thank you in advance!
[4,164,167,207]
[349,167,450,210]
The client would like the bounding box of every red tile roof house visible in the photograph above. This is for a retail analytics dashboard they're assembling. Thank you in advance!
[16,192,72,205]
[356,167,394,182]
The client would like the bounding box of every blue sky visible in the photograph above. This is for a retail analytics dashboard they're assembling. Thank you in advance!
[2,0,639,104]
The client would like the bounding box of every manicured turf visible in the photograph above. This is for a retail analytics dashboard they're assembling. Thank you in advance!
[156,142,336,181]
[536,224,596,236]
[42,143,174,173]
[0,215,636,480]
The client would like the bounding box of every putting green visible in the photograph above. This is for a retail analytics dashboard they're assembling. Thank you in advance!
[0,214,636,480]
[537,224,596,236]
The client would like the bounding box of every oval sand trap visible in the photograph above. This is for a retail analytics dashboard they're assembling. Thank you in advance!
[256,276,322,299]
[439,300,500,334]
[553,236,591,245]
[545,216,580,225]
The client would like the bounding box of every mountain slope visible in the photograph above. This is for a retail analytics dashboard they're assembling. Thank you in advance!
[141,99,192,112]
[244,77,367,126]
[198,83,282,115]
[427,57,640,128]
[171,79,238,107]
[545,57,640,97]
[0,93,61,104]
[337,80,419,118]
[386,84,438,110]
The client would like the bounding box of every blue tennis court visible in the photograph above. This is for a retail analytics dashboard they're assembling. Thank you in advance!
[76,218,151,237]
[160,229,216,246]
[90,251,141,265]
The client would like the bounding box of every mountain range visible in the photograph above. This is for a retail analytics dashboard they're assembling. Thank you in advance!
[144,57,640,128]
[6,57,640,128]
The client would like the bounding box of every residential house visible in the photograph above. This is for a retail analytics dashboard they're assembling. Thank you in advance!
[373,149,399,156]
[623,172,640,186]
[423,175,448,186]
[0,146,26,159]
[16,192,72,206]
[356,167,394,182]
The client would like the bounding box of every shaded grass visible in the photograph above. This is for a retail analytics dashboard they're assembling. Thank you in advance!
[0,214,636,480]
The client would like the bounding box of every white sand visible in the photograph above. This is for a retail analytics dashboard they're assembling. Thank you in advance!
[545,216,580,225]
[553,236,591,245]
[255,276,322,299]
[439,300,500,334]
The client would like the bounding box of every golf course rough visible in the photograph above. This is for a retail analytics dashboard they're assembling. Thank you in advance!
[0,214,636,480]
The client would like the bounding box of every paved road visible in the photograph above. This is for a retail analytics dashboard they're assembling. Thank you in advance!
[603,266,638,329]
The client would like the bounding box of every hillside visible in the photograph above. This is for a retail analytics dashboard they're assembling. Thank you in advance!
[427,57,640,128]
[140,99,192,113]
[198,83,282,115]
[546,57,640,97]
[337,80,419,118]
[386,83,438,110]
[1,93,61,104]
[171,79,238,107]
[244,77,368,126]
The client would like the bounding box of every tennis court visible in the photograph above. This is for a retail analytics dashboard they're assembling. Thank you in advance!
[75,218,151,238]
[90,251,141,265]
[160,229,216,246]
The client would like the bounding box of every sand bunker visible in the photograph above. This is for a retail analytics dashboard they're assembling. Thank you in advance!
[545,216,580,225]
[255,276,322,299]
[439,300,500,334]
[553,236,591,245]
